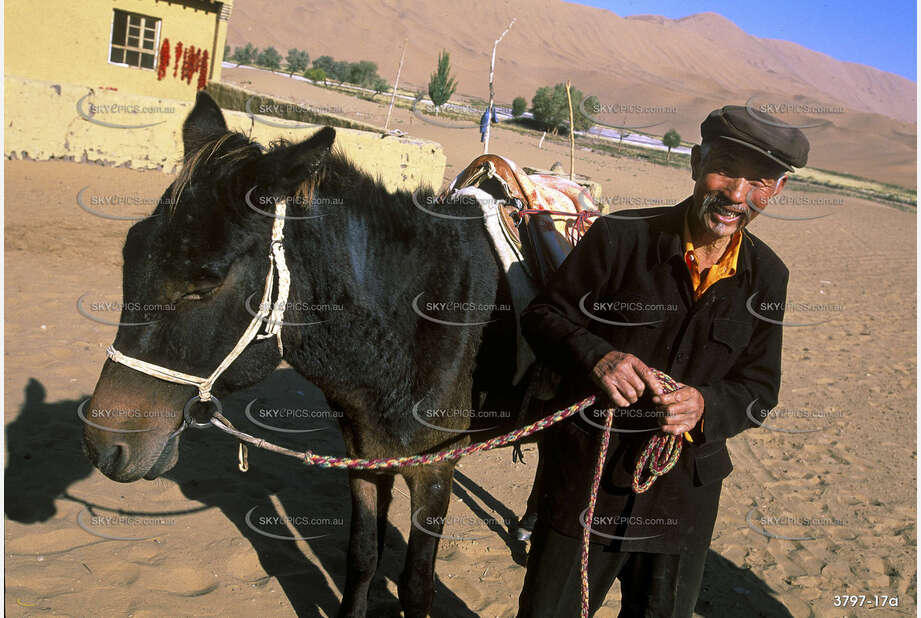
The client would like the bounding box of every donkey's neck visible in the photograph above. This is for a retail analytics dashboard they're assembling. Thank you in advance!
[276,166,500,425]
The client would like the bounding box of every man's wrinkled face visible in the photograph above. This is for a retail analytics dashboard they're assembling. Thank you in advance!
[689,141,788,242]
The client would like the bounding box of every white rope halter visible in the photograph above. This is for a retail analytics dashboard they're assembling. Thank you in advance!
[106,199,291,403]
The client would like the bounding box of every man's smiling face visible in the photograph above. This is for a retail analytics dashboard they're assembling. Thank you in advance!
[689,140,788,242]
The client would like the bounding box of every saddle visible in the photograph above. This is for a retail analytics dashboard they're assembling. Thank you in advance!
[443,154,598,287]
[440,155,602,391]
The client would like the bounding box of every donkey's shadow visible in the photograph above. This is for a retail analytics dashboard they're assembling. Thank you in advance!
[7,373,794,617]
[5,373,474,617]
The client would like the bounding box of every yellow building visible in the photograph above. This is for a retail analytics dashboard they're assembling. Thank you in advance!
[3,0,446,191]
[5,0,232,101]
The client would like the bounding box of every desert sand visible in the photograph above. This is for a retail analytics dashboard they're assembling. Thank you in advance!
[4,69,917,617]
[225,1,916,188]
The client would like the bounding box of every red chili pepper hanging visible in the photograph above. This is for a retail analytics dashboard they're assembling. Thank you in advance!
[157,38,170,80]
[189,47,202,83]
[173,42,183,77]
[182,45,197,82]
[197,50,210,90]
[182,45,190,81]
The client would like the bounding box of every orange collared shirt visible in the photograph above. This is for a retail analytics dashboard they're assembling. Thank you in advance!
[678,215,743,441]
[682,216,743,301]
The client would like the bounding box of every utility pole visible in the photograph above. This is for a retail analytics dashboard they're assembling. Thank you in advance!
[384,39,407,132]
[566,80,575,180]
[483,18,516,154]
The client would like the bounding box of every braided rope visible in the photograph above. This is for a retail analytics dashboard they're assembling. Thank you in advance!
[301,396,594,469]
[579,368,681,617]
[580,387,614,617]
[255,199,289,353]
[210,370,682,480]
[631,371,683,494]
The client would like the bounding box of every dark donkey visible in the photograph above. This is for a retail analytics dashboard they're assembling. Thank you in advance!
[83,92,534,617]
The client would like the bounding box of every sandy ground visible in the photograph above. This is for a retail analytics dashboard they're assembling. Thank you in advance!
[4,79,917,617]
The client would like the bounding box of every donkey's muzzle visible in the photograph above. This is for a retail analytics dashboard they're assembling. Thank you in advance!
[83,438,128,479]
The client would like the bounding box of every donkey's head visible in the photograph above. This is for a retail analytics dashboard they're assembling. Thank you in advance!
[83,92,336,482]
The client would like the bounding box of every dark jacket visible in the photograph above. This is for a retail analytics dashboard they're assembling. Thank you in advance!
[521,198,788,554]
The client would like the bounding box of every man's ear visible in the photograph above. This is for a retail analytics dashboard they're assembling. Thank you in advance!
[772,174,788,197]
[257,127,336,196]
[690,145,702,181]
[182,91,228,157]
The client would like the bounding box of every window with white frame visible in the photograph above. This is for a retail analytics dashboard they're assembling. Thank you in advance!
[109,9,161,70]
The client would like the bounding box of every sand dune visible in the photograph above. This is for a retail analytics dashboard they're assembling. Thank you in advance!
[225,1,916,186]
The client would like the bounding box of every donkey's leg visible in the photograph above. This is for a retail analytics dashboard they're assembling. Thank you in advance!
[338,470,389,618]
[399,461,455,618]
[376,473,395,560]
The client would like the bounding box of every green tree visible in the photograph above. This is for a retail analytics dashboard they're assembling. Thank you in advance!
[427,49,456,115]
[331,60,350,83]
[371,76,389,98]
[312,55,336,77]
[346,60,379,87]
[531,83,595,134]
[285,48,310,77]
[581,95,599,130]
[304,67,327,84]
[224,44,230,60]
[512,96,527,118]
[257,46,282,71]
[662,128,681,162]
[231,43,257,66]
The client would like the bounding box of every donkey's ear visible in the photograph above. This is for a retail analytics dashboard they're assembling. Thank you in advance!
[260,127,336,194]
[182,92,228,157]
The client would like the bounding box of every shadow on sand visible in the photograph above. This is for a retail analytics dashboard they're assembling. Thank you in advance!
[7,371,792,617]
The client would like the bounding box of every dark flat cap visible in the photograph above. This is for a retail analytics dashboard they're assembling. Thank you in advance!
[701,105,810,171]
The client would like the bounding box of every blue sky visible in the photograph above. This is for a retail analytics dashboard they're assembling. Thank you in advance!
[575,1,917,81]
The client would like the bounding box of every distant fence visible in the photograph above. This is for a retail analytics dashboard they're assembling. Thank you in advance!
[204,81,383,134]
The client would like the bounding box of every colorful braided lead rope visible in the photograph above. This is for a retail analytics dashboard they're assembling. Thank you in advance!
[290,369,682,475]
[297,394,597,469]
[632,370,683,494]
[580,368,682,617]
[579,384,615,617]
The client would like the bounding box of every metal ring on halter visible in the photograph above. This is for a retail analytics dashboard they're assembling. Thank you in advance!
[182,394,223,429]
[166,420,188,442]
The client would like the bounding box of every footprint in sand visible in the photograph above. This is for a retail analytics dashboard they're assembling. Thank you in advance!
[144,565,220,597]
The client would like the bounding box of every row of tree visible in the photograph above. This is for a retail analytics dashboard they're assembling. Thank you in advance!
[310,56,388,93]
[225,44,389,94]
[224,44,683,157]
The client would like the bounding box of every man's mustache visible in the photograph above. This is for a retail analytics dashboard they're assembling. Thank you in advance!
[702,192,752,224]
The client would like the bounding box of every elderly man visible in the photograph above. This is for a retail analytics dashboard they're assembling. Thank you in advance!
[517,106,809,617]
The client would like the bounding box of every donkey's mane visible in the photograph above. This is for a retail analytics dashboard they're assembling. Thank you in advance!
[169,129,463,246]
[169,130,260,213]
[312,147,443,242]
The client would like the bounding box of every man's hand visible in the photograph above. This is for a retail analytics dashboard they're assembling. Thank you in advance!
[652,382,705,436]
[591,350,664,407]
